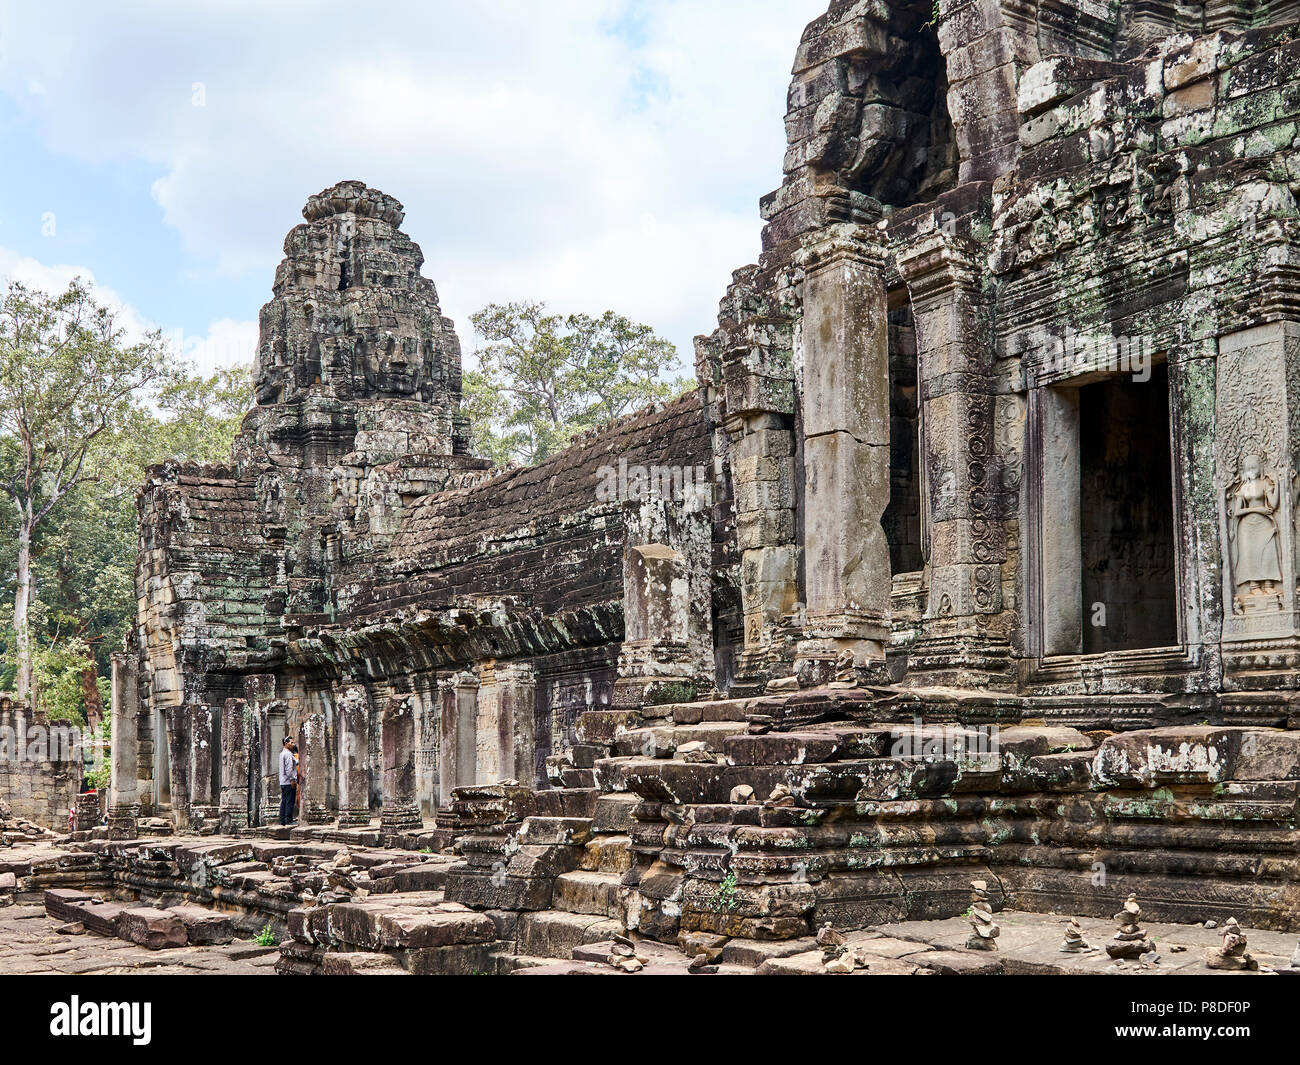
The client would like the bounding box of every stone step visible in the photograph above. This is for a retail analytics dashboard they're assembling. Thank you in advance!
[552,870,622,918]
[580,833,632,875]
[670,698,757,724]
[592,792,639,833]
[576,709,643,745]
[515,910,621,960]
[561,768,596,788]
[321,952,409,976]
[615,721,750,758]
[516,816,592,846]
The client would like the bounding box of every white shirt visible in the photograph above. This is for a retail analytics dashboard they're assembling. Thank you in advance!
[279,747,297,787]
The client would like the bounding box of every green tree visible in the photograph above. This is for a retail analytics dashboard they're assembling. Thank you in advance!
[468,301,688,465]
[0,280,169,701]
[0,278,253,719]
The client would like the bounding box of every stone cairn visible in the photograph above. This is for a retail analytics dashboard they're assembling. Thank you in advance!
[1204,917,1258,971]
[1105,893,1154,959]
[818,921,867,973]
[965,880,999,951]
[608,934,648,973]
[1059,916,1091,953]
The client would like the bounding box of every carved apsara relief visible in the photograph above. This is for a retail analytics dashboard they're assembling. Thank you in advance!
[1226,454,1283,615]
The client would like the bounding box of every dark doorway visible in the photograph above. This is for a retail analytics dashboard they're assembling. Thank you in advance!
[1078,364,1177,652]
[884,303,923,575]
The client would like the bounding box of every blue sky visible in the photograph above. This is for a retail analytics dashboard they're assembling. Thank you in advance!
[0,0,826,375]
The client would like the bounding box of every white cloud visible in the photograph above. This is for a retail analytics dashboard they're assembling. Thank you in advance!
[0,0,827,365]
[0,246,257,373]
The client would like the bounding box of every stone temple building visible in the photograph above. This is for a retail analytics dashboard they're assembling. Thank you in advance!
[105,1,1300,939]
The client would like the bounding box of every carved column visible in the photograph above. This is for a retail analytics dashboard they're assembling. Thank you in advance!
[242,674,281,827]
[107,652,139,840]
[380,696,422,833]
[897,231,1012,685]
[794,225,893,677]
[495,662,537,786]
[299,712,331,824]
[164,705,192,832]
[696,265,799,688]
[187,701,216,828]
[613,481,716,707]
[219,698,251,831]
[336,682,372,826]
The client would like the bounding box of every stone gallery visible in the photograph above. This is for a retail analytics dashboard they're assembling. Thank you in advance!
[10,0,1300,976]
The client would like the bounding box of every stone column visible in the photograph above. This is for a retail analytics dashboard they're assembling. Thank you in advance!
[164,705,192,832]
[219,698,251,831]
[187,701,216,828]
[897,231,1011,683]
[336,683,372,826]
[613,482,716,706]
[495,662,537,786]
[298,712,331,825]
[795,225,892,678]
[107,652,139,840]
[696,265,799,688]
[380,696,422,833]
[243,674,280,827]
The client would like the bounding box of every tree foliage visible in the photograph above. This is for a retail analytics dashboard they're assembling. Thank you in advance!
[0,278,252,721]
[466,301,688,465]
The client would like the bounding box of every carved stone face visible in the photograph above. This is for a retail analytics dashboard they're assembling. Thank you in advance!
[255,338,292,405]
[1242,455,1262,482]
[362,332,425,397]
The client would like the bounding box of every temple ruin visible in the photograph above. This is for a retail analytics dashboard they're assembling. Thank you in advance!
[10,0,1300,975]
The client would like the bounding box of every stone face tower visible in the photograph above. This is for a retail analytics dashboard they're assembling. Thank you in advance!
[242,179,470,469]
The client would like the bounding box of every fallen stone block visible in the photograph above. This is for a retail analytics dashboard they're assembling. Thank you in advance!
[321,952,408,975]
[170,905,235,945]
[117,907,187,950]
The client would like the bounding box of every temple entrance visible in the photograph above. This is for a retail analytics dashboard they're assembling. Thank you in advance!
[1038,363,1178,656]
[883,302,923,577]
[1078,366,1177,652]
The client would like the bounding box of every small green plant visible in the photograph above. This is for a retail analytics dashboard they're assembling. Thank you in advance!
[649,681,698,706]
[252,923,277,947]
[708,872,739,913]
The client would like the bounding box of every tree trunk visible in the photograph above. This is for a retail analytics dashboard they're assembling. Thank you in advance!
[14,516,33,704]
[81,666,104,729]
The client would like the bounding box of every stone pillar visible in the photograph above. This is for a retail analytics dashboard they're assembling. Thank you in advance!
[298,712,331,825]
[219,698,251,831]
[695,264,799,688]
[336,683,372,826]
[107,652,139,840]
[495,662,536,786]
[380,696,422,833]
[74,792,99,833]
[243,674,281,827]
[897,231,1011,683]
[187,701,216,828]
[613,481,716,706]
[164,705,192,832]
[795,225,892,678]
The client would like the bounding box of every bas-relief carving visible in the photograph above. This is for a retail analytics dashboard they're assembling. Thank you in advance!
[1216,327,1300,642]
[1226,455,1283,615]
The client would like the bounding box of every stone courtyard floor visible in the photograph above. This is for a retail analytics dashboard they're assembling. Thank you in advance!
[0,903,279,975]
[525,912,1300,975]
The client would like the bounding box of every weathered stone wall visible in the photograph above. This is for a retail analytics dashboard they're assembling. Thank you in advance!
[0,700,81,830]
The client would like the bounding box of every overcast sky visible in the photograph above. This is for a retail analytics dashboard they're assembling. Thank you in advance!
[0,0,826,377]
